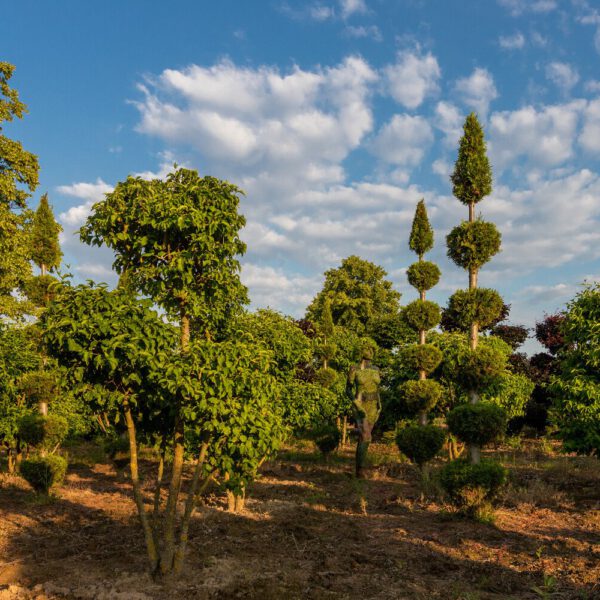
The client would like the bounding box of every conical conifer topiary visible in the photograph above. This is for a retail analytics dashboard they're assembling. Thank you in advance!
[31,193,62,276]
[396,200,445,469]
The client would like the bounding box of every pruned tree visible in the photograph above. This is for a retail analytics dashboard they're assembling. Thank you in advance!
[30,193,62,276]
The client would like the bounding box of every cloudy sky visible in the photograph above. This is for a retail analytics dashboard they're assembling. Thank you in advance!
[3,0,600,352]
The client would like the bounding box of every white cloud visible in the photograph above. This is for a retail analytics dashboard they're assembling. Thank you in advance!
[434,101,463,148]
[384,49,441,109]
[579,98,600,152]
[454,67,498,117]
[432,158,451,180]
[489,101,584,169]
[584,79,600,93]
[498,0,557,16]
[344,25,382,41]
[499,32,525,49]
[545,62,579,94]
[57,179,113,226]
[309,4,335,20]
[339,0,368,19]
[370,114,433,166]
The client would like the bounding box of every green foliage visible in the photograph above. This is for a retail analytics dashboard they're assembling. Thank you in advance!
[409,199,434,258]
[400,344,443,375]
[306,255,401,336]
[446,220,501,271]
[400,379,443,414]
[395,424,445,466]
[314,341,338,363]
[439,459,507,514]
[0,63,39,210]
[456,345,507,390]
[406,261,441,293]
[367,313,412,350]
[20,454,67,494]
[22,274,60,307]
[17,370,58,407]
[18,413,68,451]
[103,434,129,459]
[445,288,504,330]
[481,372,533,421]
[314,366,338,389]
[551,283,600,456]
[450,113,492,206]
[446,402,507,446]
[310,422,341,456]
[320,298,335,338]
[30,193,62,272]
[80,168,248,337]
[403,299,441,332]
[281,380,338,433]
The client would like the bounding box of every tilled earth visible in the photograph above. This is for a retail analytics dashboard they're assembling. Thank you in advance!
[0,441,599,599]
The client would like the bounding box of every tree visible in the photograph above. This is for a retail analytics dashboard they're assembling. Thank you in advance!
[0,62,40,319]
[30,193,62,275]
[306,255,401,337]
[551,284,600,456]
[445,113,504,466]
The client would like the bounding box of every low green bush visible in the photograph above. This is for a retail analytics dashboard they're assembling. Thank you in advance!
[310,422,341,456]
[446,402,507,446]
[313,366,338,389]
[439,458,507,516]
[18,414,68,452]
[20,454,68,494]
[396,424,445,466]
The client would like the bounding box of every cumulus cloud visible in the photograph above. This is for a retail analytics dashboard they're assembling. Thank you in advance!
[454,67,498,117]
[339,0,368,19]
[434,101,463,148]
[384,49,441,109]
[545,62,579,94]
[369,114,433,165]
[499,31,525,49]
[579,98,600,152]
[57,179,113,226]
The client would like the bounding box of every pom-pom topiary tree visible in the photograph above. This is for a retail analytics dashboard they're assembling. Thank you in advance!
[396,200,445,469]
[444,113,507,467]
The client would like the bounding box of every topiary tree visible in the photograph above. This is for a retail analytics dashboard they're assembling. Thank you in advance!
[30,193,62,276]
[551,284,600,456]
[395,200,445,471]
[445,113,506,466]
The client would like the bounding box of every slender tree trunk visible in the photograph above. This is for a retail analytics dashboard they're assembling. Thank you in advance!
[181,315,190,351]
[341,416,348,447]
[469,202,475,223]
[39,402,48,416]
[153,448,165,522]
[172,443,209,573]
[7,446,15,474]
[124,404,158,569]
[41,263,47,277]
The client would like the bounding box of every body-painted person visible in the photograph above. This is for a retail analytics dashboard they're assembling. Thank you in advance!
[347,345,381,477]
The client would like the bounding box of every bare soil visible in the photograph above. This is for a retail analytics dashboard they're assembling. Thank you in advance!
[1,439,599,599]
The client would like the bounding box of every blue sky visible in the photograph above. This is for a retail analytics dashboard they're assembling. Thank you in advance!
[3,0,600,352]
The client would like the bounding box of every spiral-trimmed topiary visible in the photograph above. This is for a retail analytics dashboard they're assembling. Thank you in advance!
[20,454,68,495]
[18,414,68,452]
[396,424,445,466]
[404,300,440,332]
[401,344,443,374]
[406,261,441,293]
[314,366,338,389]
[439,458,507,515]
[456,345,506,390]
[447,402,507,446]
[446,288,504,331]
[400,379,443,413]
[447,221,501,270]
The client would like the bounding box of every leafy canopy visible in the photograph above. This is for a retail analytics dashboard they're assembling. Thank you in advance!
[31,193,62,272]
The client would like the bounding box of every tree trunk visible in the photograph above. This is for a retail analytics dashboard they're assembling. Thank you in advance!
[124,405,158,569]
[7,447,15,474]
[41,263,47,277]
[153,450,165,522]
[181,315,190,351]
[39,402,48,416]
[469,202,475,223]
[341,416,348,447]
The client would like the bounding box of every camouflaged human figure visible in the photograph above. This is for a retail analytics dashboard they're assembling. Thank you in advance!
[348,345,381,477]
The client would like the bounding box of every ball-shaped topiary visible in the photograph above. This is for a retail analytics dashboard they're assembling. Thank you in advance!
[314,341,338,363]
[446,220,501,270]
[439,458,507,514]
[18,414,69,452]
[446,402,507,446]
[401,344,443,375]
[456,345,506,390]
[446,288,504,331]
[396,424,446,466]
[314,366,338,389]
[311,422,341,456]
[406,261,441,293]
[20,454,68,495]
[404,300,441,332]
[400,379,443,414]
[17,370,58,408]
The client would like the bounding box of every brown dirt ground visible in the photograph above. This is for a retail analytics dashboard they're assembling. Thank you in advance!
[0,439,599,600]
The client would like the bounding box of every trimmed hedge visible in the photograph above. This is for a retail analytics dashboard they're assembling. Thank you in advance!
[404,300,441,332]
[18,414,68,452]
[456,346,506,390]
[396,424,446,466]
[406,261,441,293]
[401,379,443,414]
[20,454,68,495]
[446,288,504,331]
[446,220,501,270]
[446,402,507,446]
[311,423,341,456]
[401,344,443,375]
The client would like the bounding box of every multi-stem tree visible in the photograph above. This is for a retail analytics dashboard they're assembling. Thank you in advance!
[396,200,445,470]
[445,113,505,466]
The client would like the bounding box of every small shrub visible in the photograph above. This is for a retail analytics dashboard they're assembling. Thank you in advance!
[439,458,507,516]
[311,423,341,456]
[18,414,68,452]
[401,344,443,374]
[400,379,443,413]
[313,366,338,389]
[20,454,68,494]
[406,261,441,292]
[447,402,507,446]
[396,424,446,466]
[403,300,441,331]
